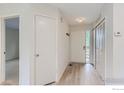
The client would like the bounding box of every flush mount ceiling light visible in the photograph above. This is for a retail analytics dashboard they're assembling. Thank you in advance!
[75,17,86,23]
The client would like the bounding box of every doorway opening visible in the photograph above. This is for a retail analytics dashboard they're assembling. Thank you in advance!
[85,31,90,64]
[3,17,19,85]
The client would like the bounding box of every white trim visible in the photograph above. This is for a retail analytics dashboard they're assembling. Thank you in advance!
[93,17,105,29]
[105,78,124,85]
[56,62,69,83]
[95,19,106,81]
[35,14,56,20]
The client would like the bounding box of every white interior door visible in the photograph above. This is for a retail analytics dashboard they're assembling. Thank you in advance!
[35,15,56,85]
[70,30,85,63]
[95,20,105,80]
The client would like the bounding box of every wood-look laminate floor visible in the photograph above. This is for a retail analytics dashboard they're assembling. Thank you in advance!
[57,63,104,85]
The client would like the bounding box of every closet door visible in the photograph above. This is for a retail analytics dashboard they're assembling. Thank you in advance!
[95,20,105,81]
[35,15,56,85]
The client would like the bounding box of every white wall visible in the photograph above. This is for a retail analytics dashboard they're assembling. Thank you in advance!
[0,4,33,84]
[29,4,70,84]
[0,4,70,85]
[112,4,124,84]
[6,28,19,61]
[97,4,113,82]
[70,26,86,63]
[25,4,59,85]
[56,12,69,81]
[97,3,124,84]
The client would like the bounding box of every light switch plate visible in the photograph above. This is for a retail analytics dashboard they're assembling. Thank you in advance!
[114,32,121,36]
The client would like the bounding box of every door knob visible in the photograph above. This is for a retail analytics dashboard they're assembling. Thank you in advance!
[36,54,39,57]
[4,51,6,54]
[83,46,86,50]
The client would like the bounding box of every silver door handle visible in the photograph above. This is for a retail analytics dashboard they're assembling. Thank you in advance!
[4,51,6,54]
[36,54,39,57]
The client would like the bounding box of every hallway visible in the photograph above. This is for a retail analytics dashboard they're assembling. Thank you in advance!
[57,63,104,85]
[0,3,118,85]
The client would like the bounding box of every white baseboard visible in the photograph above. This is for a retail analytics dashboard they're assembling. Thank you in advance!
[70,61,85,63]
[56,62,69,82]
[105,78,124,85]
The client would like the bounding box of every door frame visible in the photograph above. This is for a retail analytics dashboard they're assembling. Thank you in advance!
[0,15,20,84]
[94,18,105,68]
[95,18,105,81]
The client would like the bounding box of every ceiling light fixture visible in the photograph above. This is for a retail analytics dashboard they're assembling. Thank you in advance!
[75,17,86,23]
